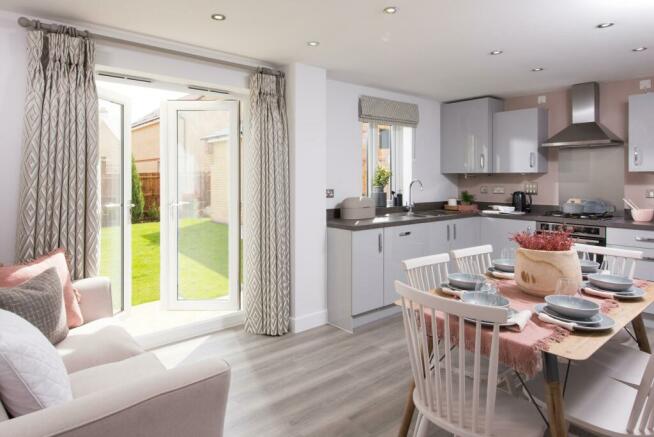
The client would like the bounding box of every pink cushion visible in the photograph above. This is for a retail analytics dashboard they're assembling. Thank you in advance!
[0,249,83,328]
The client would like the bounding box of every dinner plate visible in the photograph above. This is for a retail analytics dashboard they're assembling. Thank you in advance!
[441,282,497,294]
[579,259,600,273]
[465,308,518,328]
[534,304,615,332]
[581,282,646,300]
[447,272,487,290]
[534,304,601,325]
[491,258,515,272]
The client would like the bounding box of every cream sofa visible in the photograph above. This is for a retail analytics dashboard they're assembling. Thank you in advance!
[0,277,231,437]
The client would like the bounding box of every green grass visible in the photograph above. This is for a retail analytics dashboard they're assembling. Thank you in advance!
[100,218,230,307]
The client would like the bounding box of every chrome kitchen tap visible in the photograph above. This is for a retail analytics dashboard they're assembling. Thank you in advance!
[407,179,423,215]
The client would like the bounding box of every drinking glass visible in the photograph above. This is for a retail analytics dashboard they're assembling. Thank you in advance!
[555,277,579,296]
[501,247,516,260]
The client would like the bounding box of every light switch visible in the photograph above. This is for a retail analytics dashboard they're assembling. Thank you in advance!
[493,186,505,194]
[537,95,547,104]
[480,185,488,194]
[646,189,654,199]
[524,183,538,194]
[326,188,334,198]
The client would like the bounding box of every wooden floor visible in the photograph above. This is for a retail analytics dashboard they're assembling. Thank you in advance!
[153,314,654,437]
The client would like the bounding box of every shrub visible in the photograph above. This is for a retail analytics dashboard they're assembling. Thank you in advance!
[131,157,145,223]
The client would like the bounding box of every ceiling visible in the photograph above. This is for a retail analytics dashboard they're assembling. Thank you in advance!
[2,0,654,100]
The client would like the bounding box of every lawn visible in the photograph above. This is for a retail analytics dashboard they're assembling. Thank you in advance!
[100,218,230,307]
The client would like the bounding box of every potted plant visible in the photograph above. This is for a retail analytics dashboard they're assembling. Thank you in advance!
[511,230,582,297]
[371,166,391,207]
[458,190,478,212]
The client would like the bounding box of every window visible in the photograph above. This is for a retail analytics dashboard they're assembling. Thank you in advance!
[361,122,414,205]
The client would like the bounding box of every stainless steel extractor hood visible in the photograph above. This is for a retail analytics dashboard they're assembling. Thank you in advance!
[542,82,623,148]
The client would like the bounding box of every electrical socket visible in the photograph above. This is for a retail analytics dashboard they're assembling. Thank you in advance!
[326,188,334,198]
[493,186,505,194]
[480,185,488,194]
[641,80,652,91]
[537,95,547,104]
[646,189,654,199]
[524,183,538,194]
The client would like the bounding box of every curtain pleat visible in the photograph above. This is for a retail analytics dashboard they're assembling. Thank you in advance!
[16,29,99,279]
[244,72,291,336]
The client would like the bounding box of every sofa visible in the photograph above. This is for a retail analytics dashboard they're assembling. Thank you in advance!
[0,277,231,437]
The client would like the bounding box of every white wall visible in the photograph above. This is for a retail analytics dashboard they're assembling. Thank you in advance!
[325,79,457,209]
[286,63,328,333]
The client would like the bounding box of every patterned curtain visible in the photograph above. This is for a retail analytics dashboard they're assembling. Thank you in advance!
[244,71,291,336]
[16,28,99,280]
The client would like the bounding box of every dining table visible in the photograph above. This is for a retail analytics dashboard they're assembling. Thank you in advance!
[396,279,654,437]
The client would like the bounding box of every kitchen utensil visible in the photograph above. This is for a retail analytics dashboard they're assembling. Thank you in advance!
[512,191,532,213]
[624,198,640,210]
[631,208,654,222]
[579,259,600,273]
[535,303,602,325]
[537,311,614,332]
[461,292,510,308]
[447,272,487,290]
[492,258,515,272]
[544,295,600,319]
[587,274,633,291]
[447,198,458,206]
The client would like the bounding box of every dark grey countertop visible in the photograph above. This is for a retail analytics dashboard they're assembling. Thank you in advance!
[327,209,654,232]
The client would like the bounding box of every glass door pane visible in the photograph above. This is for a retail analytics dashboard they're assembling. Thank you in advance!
[163,100,240,310]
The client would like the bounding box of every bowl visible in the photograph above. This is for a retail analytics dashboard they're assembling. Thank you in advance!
[497,205,516,213]
[447,272,487,290]
[544,295,600,319]
[588,274,633,291]
[492,258,515,272]
[579,259,600,273]
[631,208,654,223]
[461,292,510,308]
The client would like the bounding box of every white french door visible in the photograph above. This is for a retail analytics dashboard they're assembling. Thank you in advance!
[161,100,240,311]
[98,92,132,314]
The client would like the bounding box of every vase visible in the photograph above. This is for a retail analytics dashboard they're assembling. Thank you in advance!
[514,248,582,297]
[371,186,387,207]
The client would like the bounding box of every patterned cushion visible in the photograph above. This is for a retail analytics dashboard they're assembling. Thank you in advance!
[0,268,68,344]
[0,309,73,417]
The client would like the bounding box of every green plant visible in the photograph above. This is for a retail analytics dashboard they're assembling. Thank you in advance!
[460,190,475,204]
[130,156,145,223]
[144,206,160,221]
[372,166,392,188]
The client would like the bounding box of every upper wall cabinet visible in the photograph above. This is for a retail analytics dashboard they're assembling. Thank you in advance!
[441,97,504,174]
[629,93,654,172]
[492,108,548,173]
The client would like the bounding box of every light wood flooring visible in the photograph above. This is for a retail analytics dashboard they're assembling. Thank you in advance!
[153,314,654,437]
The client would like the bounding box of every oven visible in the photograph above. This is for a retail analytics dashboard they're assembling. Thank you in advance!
[536,222,606,247]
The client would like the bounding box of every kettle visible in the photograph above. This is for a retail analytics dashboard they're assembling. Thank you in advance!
[512,191,532,212]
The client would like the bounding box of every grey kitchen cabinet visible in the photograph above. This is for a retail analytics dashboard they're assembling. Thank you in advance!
[441,97,504,174]
[629,93,654,172]
[383,223,430,305]
[492,108,548,173]
[480,218,536,259]
[448,217,481,250]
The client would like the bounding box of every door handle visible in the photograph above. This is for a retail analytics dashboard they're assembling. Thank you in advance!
[634,147,641,166]
[399,231,412,237]
[378,233,383,253]
[635,237,654,243]
[103,203,121,209]
[447,224,450,241]
[529,152,535,168]
[480,153,485,170]
[641,256,654,262]
[170,201,190,208]
[453,224,457,240]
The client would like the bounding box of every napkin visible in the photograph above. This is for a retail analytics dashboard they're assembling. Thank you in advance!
[440,286,464,299]
[582,286,615,299]
[509,310,532,331]
[537,312,575,331]
[490,270,515,280]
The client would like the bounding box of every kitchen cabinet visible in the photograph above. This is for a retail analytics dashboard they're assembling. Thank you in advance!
[629,93,654,172]
[480,218,536,259]
[383,223,430,305]
[448,217,481,250]
[441,97,504,174]
[607,228,654,282]
[492,108,548,173]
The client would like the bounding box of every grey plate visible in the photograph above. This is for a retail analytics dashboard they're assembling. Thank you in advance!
[580,259,600,273]
[441,282,497,293]
[534,304,615,332]
[534,304,602,325]
[461,292,510,308]
[465,308,518,328]
[581,282,646,300]
[544,295,600,319]
[492,258,515,272]
[588,274,633,291]
[447,272,487,290]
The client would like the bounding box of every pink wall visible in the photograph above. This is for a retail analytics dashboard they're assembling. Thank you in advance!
[457,76,654,207]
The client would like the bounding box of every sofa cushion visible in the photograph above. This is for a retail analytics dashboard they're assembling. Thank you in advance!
[56,319,144,373]
[0,309,73,417]
[0,268,68,344]
[69,352,165,398]
[0,248,83,328]
[0,400,8,422]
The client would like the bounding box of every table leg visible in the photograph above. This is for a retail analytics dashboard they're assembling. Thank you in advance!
[397,379,415,437]
[542,352,567,437]
[632,315,651,354]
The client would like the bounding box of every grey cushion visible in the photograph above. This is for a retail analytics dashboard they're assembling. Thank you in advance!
[0,399,7,422]
[0,268,68,344]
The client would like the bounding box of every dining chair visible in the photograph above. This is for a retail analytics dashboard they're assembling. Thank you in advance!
[450,244,493,275]
[525,350,654,436]
[401,253,451,292]
[574,243,643,278]
[395,280,546,437]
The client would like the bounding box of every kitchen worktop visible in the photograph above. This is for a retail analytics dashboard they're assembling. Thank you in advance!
[327,208,654,232]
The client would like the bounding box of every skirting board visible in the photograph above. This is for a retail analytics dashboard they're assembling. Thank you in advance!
[290,309,328,333]
[137,311,245,350]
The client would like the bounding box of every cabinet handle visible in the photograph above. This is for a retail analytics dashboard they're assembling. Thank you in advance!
[453,224,457,240]
[635,237,654,243]
[399,231,412,237]
[480,153,485,170]
[529,152,535,168]
[447,224,450,241]
[634,147,641,166]
[378,233,383,253]
[642,256,654,262]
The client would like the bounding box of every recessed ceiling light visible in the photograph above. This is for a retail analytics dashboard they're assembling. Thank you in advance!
[633,46,648,52]
[596,22,614,29]
[383,6,398,14]
[490,50,503,55]
[211,13,226,21]
[531,67,544,72]
[307,41,320,47]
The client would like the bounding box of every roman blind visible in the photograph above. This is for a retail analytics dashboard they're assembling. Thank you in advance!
[358,95,419,127]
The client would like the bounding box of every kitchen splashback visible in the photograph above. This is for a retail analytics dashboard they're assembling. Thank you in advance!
[558,146,624,213]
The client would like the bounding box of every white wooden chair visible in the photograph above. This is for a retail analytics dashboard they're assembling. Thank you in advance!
[525,351,654,436]
[395,280,546,437]
[401,253,451,292]
[574,243,643,278]
[451,244,493,275]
